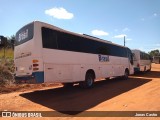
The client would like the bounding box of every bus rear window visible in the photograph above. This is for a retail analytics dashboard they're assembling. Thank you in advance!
[15,22,34,46]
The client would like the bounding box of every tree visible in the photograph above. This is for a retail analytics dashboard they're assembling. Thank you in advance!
[148,49,160,57]
[0,36,7,47]
[8,35,15,49]
[0,36,8,58]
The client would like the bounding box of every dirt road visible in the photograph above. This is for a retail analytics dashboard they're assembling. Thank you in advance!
[0,63,160,120]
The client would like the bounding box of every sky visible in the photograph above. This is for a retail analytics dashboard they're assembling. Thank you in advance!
[0,0,160,52]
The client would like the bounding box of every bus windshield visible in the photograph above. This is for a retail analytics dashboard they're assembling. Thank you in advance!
[15,22,34,46]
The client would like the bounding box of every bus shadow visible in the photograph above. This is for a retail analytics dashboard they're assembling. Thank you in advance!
[134,71,160,78]
[20,77,151,115]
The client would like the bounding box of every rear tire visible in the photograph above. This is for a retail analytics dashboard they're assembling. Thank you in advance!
[80,72,95,88]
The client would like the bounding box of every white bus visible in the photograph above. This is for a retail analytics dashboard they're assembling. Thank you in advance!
[132,49,151,73]
[14,21,134,88]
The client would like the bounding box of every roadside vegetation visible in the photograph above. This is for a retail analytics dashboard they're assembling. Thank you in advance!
[0,35,15,88]
[0,48,15,92]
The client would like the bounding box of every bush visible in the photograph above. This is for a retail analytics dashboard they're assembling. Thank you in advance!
[0,58,15,86]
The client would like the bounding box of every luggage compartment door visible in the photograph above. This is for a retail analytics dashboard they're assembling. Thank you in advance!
[44,64,73,83]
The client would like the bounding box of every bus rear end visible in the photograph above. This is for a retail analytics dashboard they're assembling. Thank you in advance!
[132,50,140,73]
[14,22,44,83]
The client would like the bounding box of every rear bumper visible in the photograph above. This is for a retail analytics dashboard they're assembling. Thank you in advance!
[15,72,44,84]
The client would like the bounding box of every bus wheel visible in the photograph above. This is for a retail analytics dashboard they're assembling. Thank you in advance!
[63,83,73,88]
[124,69,129,80]
[80,72,95,88]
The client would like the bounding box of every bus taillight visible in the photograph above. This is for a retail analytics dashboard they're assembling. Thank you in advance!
[33,64,39,67]
[33,59,39,63]
[32,59,39,71]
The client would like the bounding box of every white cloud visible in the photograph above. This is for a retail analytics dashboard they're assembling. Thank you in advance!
[122,27,130,32]
[91,30,109,36]
[45,7,74,19]
[140,13,159,21]
[113,34,127,38]
[153,13,157,17]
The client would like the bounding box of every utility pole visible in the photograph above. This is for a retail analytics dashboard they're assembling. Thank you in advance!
[124,36,126,46]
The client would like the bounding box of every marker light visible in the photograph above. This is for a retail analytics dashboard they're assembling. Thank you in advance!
[33,59,39,63]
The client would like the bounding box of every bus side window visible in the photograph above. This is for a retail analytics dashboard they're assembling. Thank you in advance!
[42,27,58,49]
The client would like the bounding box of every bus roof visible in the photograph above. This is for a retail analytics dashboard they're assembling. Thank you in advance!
[132,49,150,56]
[30,21,129,49]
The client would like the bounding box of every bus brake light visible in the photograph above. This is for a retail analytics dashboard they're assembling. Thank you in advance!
[33,64,39,67]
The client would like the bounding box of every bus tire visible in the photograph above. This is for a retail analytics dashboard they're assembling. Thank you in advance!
[80,71,95,88]
[123,69,129,80]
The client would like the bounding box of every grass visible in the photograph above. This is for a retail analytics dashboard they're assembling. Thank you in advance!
[0,48,14,59]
